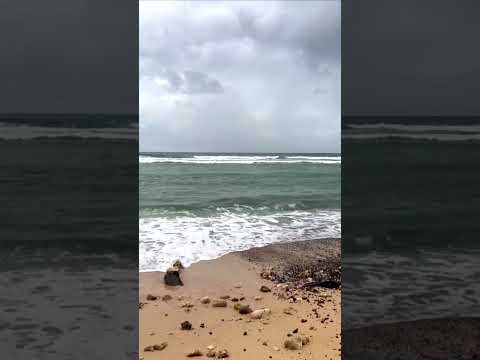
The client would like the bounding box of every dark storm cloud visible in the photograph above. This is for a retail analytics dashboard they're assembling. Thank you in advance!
[140,1,340,152]
[0,1,137,114]
[343,0,480,116]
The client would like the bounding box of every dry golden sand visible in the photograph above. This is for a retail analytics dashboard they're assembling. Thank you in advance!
[139,248,340,359]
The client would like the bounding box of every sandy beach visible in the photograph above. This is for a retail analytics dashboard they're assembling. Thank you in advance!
[139,239,340,359]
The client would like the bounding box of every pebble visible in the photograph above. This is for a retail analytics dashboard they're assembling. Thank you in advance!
[254,296,262,301]
[220,295,230,300]
[250,308,270,320]
[162,294,173,301]
[206,349,216,357]
[144,342,167,352]
[153,342,168,351]
[200,296,211,304]
[217,349,229,358]
[260,285,271,293]
[146,294,157,301]
[284,337,303,350]
[284,334,310,350]
[187,349,203,357]
[237,304,252,314]
[212,299,228,307]
[181,321,192,330]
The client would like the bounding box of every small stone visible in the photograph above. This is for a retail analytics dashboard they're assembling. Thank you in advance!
[200,323,205,328]
[153,342,168,351]
[206,349,216,357]
[262,341,268,346]
[254,296,262,301]
[212,299,228,307]
[187,349,203,357]
[301,319,307,323]
[250,308,270,320]
[181,321,192,330]
[243,331,247,336]
[220,295,230,300]
[235,304,252,314]
[173,259,184,270]
[206,345,216,350]
[216,349,229,358]
[146,294,157,301]
[162,294,173,301]
[144,346,154,352]
[260,285,271,293]
[231,297,239,302]
[272,346,280,351]
[200,296,211,304]
[298,334,310,345]
[284,337,303,350]
[182,302,194,308]
[292,328,299,334]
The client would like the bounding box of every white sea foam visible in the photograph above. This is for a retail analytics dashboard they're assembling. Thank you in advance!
[139,155,341,164]
[139,209,340,272]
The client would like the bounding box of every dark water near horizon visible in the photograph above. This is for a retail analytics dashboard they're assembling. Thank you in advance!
[139,152,341,271]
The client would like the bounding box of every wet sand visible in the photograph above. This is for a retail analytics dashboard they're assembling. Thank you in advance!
[139,239,341,359]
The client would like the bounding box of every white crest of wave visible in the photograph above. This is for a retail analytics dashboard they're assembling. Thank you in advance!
[139,155,341,164]
[139,209,341,272]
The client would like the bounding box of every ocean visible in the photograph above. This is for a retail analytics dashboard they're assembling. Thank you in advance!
[139,152,341,272]
[342,117,480,328]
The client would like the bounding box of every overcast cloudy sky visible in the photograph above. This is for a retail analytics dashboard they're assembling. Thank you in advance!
[140,1,340,153]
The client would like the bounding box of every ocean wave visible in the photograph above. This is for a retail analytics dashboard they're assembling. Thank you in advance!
[139,155,341,164]
[139,209,341,272]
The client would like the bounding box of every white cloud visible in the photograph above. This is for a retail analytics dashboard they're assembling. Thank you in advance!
[140,0,340,152]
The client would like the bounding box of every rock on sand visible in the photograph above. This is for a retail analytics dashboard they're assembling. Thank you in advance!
[164,266,183,286]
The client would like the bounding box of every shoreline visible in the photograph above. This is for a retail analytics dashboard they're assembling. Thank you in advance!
[139,238,341,359]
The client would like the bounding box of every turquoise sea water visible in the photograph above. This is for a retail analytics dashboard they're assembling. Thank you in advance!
[139,153,341,271]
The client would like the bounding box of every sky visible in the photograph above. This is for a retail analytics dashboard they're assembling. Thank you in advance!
[140,0,341,153]
[343,0,480,117]
[0,1,137,115]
